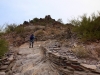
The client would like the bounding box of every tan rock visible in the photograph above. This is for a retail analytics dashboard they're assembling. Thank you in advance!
[0,65,8,70]
[74,43,77,47]
[8,55,14,61]
[0,72,6,75]
[18,49,33,55]
[81,64,97,70]
[14,73,20,75]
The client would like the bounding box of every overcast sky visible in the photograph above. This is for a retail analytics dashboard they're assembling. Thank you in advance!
[0,0,100,26]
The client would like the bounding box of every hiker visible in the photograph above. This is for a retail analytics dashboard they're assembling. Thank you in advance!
[29,34,35,48]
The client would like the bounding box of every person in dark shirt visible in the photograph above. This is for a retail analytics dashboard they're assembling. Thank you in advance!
[29,34,35,48]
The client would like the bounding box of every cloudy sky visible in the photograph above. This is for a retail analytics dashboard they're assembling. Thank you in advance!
[0,0,100,26]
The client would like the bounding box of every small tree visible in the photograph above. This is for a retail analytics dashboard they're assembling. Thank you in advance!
[57,18,63,23]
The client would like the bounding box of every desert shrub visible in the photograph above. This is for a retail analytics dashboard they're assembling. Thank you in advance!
[95,48,100,57]
[34,30,45,40]
[0,32,4,36]
[72,46,89,58]
[29,17,40,24]
[70,12,100,42]
[33,26,40,32]
[30,17,39,23]
[5,24,17,33]
[0,39,8,58]
[34,30,44,36]
[23,21,29,25]
[15,26,25,34]
[40,22,46,26]
[33,18,39,22]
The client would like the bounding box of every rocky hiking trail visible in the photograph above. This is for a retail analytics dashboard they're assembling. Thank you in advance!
[0,41,100,75]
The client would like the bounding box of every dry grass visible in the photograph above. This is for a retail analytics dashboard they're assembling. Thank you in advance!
[34,30,45,36]
[95,48,100,57]
[72,46,89,58]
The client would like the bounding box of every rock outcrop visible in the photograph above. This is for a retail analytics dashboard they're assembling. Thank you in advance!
[41,41,100,75]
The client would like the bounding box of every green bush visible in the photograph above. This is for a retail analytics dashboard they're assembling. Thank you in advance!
[0,39,8,58]
[70,12,100,41]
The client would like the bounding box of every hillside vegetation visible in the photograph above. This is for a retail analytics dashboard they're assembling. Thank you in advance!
[1,15,73,46]
[70,12,100,42]
[0,39,8,58]
[0,12,100,58]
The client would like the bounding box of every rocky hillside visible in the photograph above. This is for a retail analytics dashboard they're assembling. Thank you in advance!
[0,41,100,75]
[1,15,100,60]
[0,15,100,75]
[3,15,73,46]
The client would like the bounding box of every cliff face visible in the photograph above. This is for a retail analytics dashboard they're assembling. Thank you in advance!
[1,41,100,75]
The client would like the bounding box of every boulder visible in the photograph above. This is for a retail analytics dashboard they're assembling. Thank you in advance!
[0,72,6,75]
[8,55,14,61]
[0,65,8,70]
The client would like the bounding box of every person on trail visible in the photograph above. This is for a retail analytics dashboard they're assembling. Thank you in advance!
[29,34,35,48]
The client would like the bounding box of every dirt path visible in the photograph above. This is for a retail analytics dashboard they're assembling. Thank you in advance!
[11,41,60,75]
